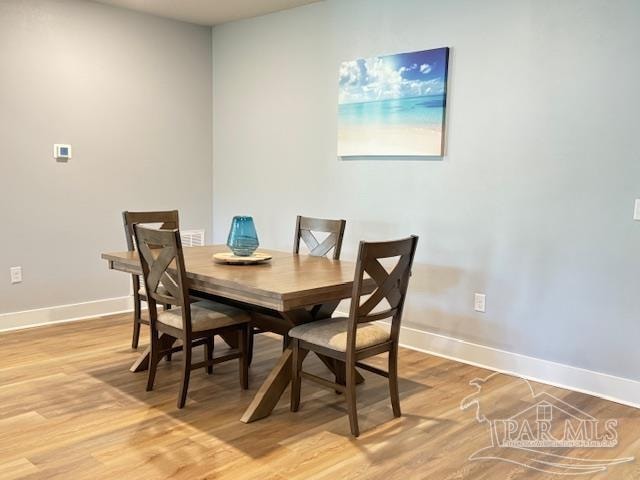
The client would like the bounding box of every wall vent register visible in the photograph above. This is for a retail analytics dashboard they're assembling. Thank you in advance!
[180,230,205,247]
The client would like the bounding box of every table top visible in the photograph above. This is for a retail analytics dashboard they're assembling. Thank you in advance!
[102,245,370,312]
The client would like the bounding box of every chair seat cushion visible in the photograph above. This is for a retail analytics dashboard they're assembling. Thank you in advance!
[138,285,169,298]
[157,300,250,332]
[288,317,390,352]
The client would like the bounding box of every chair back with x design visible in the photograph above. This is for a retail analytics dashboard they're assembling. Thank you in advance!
[133,226,193,333]
[293,215,346,260]
[122,210,179,251]
[347,235,419,350]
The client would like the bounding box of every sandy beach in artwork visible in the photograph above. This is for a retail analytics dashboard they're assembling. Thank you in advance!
[338,124,444,157]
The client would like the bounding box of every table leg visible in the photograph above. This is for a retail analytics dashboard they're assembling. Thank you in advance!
[240,347,309,423]
[240,304,364,423]
[129,334,177,373]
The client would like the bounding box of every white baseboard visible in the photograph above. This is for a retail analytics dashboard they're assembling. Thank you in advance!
[0,296,134,332]
[386,321,640,409]
[333,311,639,408]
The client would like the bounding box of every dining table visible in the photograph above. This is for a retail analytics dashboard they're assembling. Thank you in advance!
[101,244,374,423]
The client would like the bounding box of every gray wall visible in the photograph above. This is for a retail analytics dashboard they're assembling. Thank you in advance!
[0,0,212,313]
[212,0,640,380]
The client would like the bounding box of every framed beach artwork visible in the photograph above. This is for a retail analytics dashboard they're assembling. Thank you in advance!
[338,47,449,158]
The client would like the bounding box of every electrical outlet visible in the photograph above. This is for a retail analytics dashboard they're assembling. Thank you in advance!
[10,266,22,284]
[474,293,486,313]
[634,199,640,221]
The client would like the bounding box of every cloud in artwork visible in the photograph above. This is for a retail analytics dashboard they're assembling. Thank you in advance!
[339,51,446,104]
[339,61,360,86]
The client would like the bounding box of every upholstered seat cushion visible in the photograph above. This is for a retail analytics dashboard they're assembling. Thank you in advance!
[288,317,390,352]
[138,285,169,297]
[157,300,250,332]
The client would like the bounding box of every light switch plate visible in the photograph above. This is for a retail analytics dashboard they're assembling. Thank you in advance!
[474,293,486,313]
[10,266,22,284]
[54,144,72,160]
[634,199,640,221]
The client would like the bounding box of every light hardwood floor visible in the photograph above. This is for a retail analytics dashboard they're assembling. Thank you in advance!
[1,313,638,479]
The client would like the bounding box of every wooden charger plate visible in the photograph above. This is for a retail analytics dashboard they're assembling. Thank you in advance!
[212,252,272,265]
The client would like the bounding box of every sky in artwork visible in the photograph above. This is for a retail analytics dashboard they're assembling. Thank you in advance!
[339,47,448,105]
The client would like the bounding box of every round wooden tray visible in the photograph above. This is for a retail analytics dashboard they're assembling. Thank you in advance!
[212,252,272,265]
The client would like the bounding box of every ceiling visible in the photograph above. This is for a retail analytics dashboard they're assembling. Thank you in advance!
[92,0,321,26]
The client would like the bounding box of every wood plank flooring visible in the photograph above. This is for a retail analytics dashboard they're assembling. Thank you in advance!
[1,313,638,479]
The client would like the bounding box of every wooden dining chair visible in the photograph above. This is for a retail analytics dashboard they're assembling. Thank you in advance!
[247,215,347,365]
[133,225,251,409]
[122,210,179,350]
[288,235,418,437]
[293,215,346,260]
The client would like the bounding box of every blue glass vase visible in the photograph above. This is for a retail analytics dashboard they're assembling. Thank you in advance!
[227,216,259,256]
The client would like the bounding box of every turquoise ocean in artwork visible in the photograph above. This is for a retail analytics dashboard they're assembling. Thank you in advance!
[338,94,445,127]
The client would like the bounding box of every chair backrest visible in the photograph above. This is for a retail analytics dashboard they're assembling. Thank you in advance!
[293,215,346,260]
[122,210,179,251]
[133,226,191,331]
[347,235,419,351]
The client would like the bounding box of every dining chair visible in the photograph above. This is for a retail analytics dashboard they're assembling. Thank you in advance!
[288,235,418,437]
[134,225,251,409]
[247,215,347,365]
[293,215,346,260]
[122,210,178,350]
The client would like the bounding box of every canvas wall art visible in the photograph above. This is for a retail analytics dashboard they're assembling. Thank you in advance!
[338,47,449,157]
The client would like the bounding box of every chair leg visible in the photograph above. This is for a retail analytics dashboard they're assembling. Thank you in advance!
[345,362,360,437]
[389,346,401,418]
[163,304,172,361]
[290,339,304,412]
[247,327,255,367]
[205,336,214,375]
[177,339,192,409]
[239,324,249,390]
[334,360,346,395]
[146,327,159,392]
[132,297,142,349]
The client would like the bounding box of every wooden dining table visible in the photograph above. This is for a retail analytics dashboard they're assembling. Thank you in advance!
[101,245,374,423]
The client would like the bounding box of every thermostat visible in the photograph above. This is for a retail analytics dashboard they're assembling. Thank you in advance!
[54,144,72,160]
